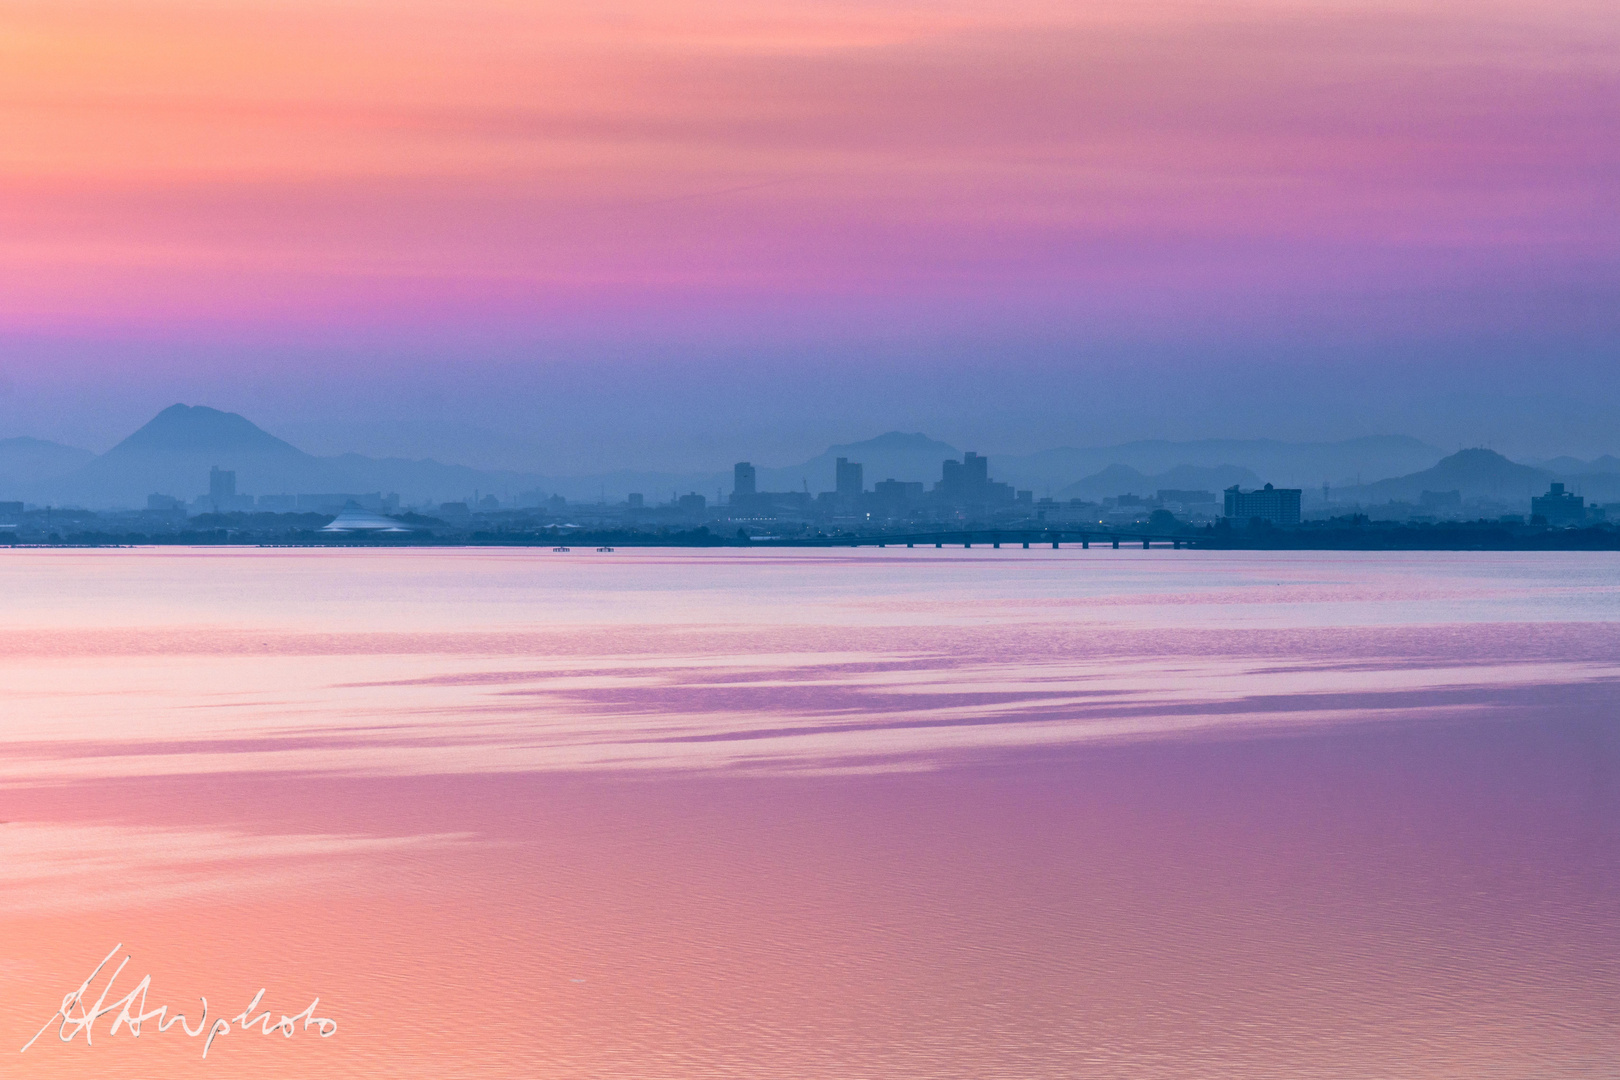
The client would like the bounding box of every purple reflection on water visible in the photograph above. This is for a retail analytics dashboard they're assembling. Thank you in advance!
[0,549,1615,1077]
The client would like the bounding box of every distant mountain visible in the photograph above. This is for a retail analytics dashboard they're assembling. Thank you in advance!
[1536,454,1620,476]
[110,403,307,459]
[17,410,1600,513]
[996,435,1441,492]
[36,405,557,508]
[1058,463,1263,501]
[1340,448,1550,503]
[0,437,95,497]
[55,405,347,505]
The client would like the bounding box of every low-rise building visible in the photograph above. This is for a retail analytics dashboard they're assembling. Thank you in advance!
[1224,483,1302,526]
[1531,482,1585,525]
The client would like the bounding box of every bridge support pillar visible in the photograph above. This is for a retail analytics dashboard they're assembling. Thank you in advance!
[1022,541,1029,548]
[993,541,1000,549]
[1082,539,1089,549]
[1172,540,1179,549]
[1142,539,1150,549]
[906,542,913,548]
[935,542,942,548]
[964,542,972,548]
[1052,540,1059,548]
[1112,539,1119,549]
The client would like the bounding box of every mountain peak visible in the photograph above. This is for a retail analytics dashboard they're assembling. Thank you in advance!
[1423,448,1545,483]
[108,404,307,458]
[825,431,959,455]
[1437,447,1516,466]
[1351,445,1549,500]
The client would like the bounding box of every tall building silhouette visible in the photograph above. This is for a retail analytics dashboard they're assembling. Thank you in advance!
[209,466,236,501]
[963,451,988,488]
[835,457,864,497]
[733,462,757,498]
[938,452,1010,503]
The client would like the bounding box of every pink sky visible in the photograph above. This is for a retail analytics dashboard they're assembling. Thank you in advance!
[0,0,1616,459]
[2,0,1613,332]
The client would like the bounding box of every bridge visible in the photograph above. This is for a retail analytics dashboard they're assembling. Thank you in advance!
[749,528,1198,550]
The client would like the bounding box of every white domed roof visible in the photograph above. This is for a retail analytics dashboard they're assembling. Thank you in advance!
[320,504,412,532]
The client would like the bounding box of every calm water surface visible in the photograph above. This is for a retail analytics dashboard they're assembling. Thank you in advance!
[0,548,1616,1077]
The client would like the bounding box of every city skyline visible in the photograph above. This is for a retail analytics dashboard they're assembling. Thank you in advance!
[2,434,1605,546]
[7,401,1620,511]
[4,403,1617,529]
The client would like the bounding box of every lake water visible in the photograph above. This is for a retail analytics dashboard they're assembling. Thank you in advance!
[1,548,1616,1077]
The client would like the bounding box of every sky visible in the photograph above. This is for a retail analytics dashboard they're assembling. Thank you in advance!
[0,0,1616,470]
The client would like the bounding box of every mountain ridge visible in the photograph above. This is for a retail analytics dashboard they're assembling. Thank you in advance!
[0,436,96,491]
[1059,464,1263,501]
[1335,448,1550,503]
[7,406,1616,509]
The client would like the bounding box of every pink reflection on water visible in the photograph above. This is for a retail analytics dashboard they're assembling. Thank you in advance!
[0,549,1616,1077]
